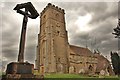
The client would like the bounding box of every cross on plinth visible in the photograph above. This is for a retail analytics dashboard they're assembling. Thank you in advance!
[14,2,39,62]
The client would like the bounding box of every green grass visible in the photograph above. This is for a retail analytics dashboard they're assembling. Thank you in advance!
[45,73,85,78]
[0,71,5,77]
[44,73,120,80]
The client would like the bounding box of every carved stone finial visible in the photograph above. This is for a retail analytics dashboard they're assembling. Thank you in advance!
[56,6,58,8]
[62,9,65,12]
[53,5,55,7]
[48,3,52,6]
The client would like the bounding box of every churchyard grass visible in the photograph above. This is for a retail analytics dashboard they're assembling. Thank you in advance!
[44,73,119,80]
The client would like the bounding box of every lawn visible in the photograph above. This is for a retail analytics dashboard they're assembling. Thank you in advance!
[44,73,120,80]
[45,73,85,78]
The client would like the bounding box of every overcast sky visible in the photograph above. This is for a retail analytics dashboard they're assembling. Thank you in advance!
[0,0,119,71]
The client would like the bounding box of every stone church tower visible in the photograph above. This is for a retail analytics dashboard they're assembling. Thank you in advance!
[36,3,69,73]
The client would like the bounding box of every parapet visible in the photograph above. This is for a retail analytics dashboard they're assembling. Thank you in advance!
[40,3,65,16]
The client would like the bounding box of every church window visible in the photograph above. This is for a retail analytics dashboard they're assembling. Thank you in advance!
[58,58,60,62]
[43,15,46,18]
[56,13,59,17]
[74,66,76,72]
[42,15,46,23]
[88,65,93,71]
[107,67,110,73]
[56,31,60,36]
[57,31,60,34]
[43,29,45,34]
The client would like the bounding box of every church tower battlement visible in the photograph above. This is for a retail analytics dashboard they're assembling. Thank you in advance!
[36,3,69,73]
[40,3,65,16]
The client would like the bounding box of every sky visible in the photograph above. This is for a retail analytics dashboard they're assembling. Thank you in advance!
[0,0,119,71]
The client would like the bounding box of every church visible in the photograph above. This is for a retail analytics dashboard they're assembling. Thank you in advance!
[35,3,114,75]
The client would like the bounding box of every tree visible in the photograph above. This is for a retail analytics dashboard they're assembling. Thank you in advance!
[111,52,120,75]
[112,19,120,38]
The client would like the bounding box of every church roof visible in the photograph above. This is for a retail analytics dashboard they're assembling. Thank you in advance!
[69,45,94,56]
[94,54,111,72]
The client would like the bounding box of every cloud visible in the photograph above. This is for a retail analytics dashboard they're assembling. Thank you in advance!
[60,2,118,57]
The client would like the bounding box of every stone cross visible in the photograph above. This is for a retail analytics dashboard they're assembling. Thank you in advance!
[13,2,39,62]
